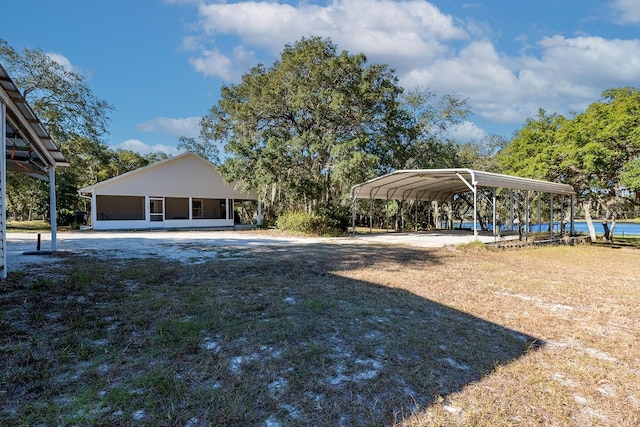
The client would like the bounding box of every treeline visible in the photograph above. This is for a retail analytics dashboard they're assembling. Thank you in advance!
[1,39,169,222]
[2,37,638,240]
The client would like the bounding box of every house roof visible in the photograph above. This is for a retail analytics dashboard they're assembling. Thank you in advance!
[1,63,68,178]
[351,169,576,202]
[78,152,257,199]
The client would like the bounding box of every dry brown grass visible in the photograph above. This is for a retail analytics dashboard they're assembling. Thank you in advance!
[1,240,639,426]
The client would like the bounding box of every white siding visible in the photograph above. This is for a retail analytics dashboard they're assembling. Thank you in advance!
[80,153,256,231]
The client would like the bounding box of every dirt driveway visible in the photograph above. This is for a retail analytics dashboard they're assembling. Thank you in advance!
[6,229,514,272]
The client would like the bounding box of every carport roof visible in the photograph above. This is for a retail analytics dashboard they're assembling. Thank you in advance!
[1,63,68,178]
[351,169,576,202]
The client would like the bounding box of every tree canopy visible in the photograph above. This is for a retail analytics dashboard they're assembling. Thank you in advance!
[1,39,168,221]
[203,37,467,221]
[498,88,640,240]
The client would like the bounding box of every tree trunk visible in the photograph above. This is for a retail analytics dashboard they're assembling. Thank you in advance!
[431,201,440,230]
[601,204,617,242]
[583,201,597,241]
[609,217,617,240]
[602,221,611,241]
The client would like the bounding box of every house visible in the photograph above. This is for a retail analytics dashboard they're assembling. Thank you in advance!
[78,152,259,230]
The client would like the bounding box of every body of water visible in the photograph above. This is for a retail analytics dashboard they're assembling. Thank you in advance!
[552,220,640,237]
[454,221,640,236]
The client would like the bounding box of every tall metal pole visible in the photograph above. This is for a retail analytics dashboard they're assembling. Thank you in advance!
[509,190,514,231]
[492,188,497,240]
[537,191,542,234]
[49,167,57,252]
[570,196,575,235]
[525,190,530,241]
[549,193,554,239]
[473,185,478,237]
[369,197,373,233]
[351,196,356,235]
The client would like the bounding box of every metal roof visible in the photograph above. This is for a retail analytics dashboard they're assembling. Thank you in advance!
[351,169,576,202]
[1,63,69,178]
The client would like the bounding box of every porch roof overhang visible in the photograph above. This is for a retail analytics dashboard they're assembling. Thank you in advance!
[351,169,576,202]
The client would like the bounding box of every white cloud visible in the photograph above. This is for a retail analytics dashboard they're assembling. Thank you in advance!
[610,0,640,24]
[136,116,201,138]
[113,139,181,156]
[445,121,487,143]
[175,0,640,131]
[188,0,466,80]
[406,35,640,124]
[46,52,92,79]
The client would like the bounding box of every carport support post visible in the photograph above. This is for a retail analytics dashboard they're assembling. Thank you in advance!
[473,186,478,237]
[549,193,554,239]
[537,191,542,234]
[525,190,530,241]
[385,198,389,232]
[369,197,373,233]
[570,196,575,235]
[492,188,497,239]
[351,196,356,235]
[49,167,57,252]
[509,190,514,231]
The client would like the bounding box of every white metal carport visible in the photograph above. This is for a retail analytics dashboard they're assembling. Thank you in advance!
[1,63,69,278]
[350,169,576,239]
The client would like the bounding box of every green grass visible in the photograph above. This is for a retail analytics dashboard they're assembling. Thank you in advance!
[7,219,78,233]
[6,220,51,232]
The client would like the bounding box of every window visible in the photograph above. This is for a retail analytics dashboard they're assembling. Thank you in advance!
[165,197,189,219]
[95,196,144,220]
[192,198,226,219]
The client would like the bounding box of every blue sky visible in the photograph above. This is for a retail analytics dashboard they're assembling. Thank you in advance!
[2,0,639,156]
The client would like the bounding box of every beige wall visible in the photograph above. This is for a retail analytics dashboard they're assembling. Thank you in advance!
[90,154,257,199]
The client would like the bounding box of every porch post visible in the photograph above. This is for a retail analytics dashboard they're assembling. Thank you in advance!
[257,199,263,225]
[91,192,97,226]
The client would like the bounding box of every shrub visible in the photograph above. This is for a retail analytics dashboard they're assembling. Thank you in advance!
[276,210,344,235]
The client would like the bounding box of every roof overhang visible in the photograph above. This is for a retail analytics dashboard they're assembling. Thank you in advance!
[351,169,576,202]
[1,63,69,178]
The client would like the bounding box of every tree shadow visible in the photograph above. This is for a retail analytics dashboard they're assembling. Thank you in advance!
[164,242,543,424]
[2,240,544,426]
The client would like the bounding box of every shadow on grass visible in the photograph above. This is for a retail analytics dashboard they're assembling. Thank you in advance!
[1,242,543,426]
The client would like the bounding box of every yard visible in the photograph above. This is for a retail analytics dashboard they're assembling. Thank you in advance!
[1,234,639,426]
